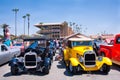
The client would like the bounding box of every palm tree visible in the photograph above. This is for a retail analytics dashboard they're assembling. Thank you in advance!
[0,24,9,39]
[26,14,30,36]
[22,15,26,36]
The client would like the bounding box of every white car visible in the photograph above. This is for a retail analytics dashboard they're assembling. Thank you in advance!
[0,44,20,65]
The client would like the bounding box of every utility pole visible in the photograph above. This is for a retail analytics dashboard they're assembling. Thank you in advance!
[26,14,30,36]
[12,8,19,38]
[23,15,26,36]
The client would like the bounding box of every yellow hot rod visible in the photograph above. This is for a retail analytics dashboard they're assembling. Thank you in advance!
[63,38,112,74]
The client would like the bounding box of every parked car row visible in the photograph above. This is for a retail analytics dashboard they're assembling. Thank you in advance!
[1,34,120,76]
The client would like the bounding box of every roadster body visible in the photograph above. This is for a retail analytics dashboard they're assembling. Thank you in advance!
[9,37,52,75]
[63,38,112,74]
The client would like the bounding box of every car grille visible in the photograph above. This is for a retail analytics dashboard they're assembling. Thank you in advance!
[24,52,37,68]
[84,51,96,67]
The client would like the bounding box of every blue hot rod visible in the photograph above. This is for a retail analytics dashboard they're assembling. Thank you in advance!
[9,37,53,75]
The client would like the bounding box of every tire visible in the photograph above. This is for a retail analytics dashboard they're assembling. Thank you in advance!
[68,62,77,74]
[53,52,55,56]
[11,66,19,75]
[64,60,69,69]
[62,55,66,65]
[43,66,50,74]
[101,52,105,57]
[49,61,52,69]
[101,64,110,74]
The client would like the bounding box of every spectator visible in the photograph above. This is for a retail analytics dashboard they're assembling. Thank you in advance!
[3,39,12,47]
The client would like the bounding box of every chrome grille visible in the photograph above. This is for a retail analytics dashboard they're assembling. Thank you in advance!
[24,52,37,68]
[84,51,96,67]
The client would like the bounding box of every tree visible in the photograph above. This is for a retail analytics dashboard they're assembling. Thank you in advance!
[0,24,9,39]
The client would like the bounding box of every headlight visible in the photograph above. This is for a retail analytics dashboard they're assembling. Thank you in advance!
[77,54,83,63]
[98,56,103,61]
[37,56,42,62]
[79,56,83,63]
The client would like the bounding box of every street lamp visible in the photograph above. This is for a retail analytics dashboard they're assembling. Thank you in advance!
[12,8,19,38]
[26,14,30,36]
[22,15,26,36]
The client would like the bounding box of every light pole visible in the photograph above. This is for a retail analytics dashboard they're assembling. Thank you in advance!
[12,8,19,38]
[26,14,30,36]
[23,15,26,36]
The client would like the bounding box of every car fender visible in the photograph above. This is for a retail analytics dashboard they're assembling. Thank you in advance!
[100,47,110,57]
[102,57,112,66]
[44,57,51,66]
[9,58,19,67]
[63,49,69,61]
[69,58,79,66]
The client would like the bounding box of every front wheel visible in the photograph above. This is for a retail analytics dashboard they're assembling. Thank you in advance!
[43,66,50,74]
[11,66,19,75]
[101,64,110,74]
[68,62,77,74]
[101,52,105,57]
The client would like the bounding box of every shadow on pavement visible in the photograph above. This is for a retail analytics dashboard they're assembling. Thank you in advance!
[3,71,48,77]
[0,62,8,67]
[88,71,109,75]
[64,70,73,77]
[3,72,12,77]
[64,70,109,76]
[111,63,120,71]
[57,61,66,69]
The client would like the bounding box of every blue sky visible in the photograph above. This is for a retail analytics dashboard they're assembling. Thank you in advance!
[0,0,120,36]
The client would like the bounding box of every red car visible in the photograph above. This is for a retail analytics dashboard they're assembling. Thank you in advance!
[105,38,114,45]
[99,34,120,65]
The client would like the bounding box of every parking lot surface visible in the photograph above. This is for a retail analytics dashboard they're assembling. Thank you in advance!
[0,59,120,80]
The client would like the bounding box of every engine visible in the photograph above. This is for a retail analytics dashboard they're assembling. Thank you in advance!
[84,51,96,67]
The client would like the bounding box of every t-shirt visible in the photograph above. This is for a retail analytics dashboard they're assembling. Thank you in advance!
[3,39,11,46]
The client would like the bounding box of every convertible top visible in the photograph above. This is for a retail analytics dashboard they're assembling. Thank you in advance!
[23,37,48,41]
[68,38,93,41]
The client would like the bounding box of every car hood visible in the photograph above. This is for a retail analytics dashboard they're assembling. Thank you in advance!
[72,46,93,56]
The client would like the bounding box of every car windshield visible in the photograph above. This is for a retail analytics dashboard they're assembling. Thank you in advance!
[72,41,92,47]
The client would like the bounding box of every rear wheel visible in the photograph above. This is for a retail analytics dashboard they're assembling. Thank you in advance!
[68,62,77,74]
[53,52,55,56]
[62,55,66,64]
[11,66,19,75]
[63,60,69,69]
[101,52,105,57]
[101,64,110,74]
